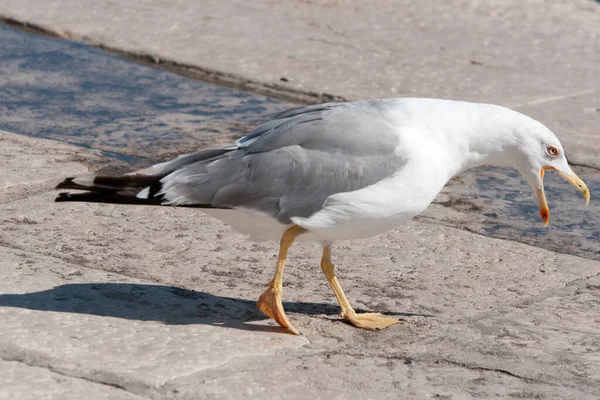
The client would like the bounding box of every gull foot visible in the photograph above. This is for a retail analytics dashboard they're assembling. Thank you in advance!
[257,286,299,335]
[343,312,401,331]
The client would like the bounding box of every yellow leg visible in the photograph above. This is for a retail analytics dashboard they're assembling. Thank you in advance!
[320,247,400,330]
[257,225,305,334]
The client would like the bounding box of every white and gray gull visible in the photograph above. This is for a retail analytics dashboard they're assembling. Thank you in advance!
[56,98,590,334]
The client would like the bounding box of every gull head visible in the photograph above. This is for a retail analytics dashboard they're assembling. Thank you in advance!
[508,118,590,226]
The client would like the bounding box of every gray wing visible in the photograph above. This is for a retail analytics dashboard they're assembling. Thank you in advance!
[157,100,406,223]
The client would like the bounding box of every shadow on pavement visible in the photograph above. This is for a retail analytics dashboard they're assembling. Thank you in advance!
[0,282,428,333]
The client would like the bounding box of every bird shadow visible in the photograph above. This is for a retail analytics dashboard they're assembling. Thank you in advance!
[0,282,429,334]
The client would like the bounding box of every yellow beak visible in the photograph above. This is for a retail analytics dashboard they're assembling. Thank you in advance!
[536,166,590,226]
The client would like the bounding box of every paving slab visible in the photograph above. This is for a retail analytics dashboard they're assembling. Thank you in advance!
[1,131,600,398]
[1,0,599,166]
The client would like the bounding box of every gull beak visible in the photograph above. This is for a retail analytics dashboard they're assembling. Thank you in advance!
[536,166,590,226]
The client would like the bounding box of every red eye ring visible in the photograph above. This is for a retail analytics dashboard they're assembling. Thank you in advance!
[547,146,559,157]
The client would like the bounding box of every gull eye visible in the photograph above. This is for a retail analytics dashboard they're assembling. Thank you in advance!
[546,146,559,157]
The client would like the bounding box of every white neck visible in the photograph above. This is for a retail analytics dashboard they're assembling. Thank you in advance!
[389,100,534,206]
[430,102,527,177]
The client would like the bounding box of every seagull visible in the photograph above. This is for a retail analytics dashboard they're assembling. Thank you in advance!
[55,98,590,334]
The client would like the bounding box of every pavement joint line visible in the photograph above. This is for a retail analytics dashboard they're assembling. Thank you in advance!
[510,88,598,109]
[566,160,600,171]
[0,349,154,400]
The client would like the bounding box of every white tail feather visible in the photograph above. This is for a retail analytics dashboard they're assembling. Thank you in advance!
[136,187,150,199]
[72,175,96,187]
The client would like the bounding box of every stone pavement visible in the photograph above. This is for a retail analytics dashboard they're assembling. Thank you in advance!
[0,1,599,399]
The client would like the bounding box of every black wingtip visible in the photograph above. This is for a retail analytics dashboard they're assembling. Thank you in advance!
[54,191,164,205]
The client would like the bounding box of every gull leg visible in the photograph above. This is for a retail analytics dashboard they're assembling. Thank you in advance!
[257,225,305,334]
[320,247,400,330]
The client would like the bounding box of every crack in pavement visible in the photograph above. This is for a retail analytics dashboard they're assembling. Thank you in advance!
[328,349,575,387]
[463,270,600,324]
[303,348,548,384]
[439,359,537,382]
[440,357,597,394]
